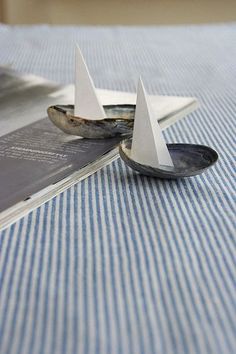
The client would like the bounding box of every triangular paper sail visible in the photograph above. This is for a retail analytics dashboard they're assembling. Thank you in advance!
[74,46,106,120]
[131,78,174,168]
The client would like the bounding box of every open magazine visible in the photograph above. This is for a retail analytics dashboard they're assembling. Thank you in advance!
[0,68,198,230]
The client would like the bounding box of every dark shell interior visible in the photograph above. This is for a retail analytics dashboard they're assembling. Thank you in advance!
[47,104,135,139]
[119,139,218,179]
[54,104,135,120]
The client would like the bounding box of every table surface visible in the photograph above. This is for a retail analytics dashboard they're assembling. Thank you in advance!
[0,23,235,354]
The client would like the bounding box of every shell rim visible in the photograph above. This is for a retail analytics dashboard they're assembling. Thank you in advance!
[119,138,218,178]
[48,104,136,122]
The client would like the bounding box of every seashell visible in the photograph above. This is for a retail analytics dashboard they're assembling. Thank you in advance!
[119,139,218,179]
[47,104,135,139]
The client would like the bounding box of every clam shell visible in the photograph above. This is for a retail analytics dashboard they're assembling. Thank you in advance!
[47,104,135,139]
[119,139,218,179]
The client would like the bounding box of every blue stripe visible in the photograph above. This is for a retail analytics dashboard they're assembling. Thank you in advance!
[81,180,89,353]
[115,162,156,354]
[60,191,70,354]
[0,220,24,352]
[6,213,33,353]
[108,163,146,354]
[101,167,134,353]
[50,195,63,353]
[39,198,56,353]
[16,208,41,354]
[145,177,190,353]
[94,171,117,354]
[73,186,79,354]
[28,203,49,354]
[169,177,234,352]
[88,176,100,354]
[0,224,16,294]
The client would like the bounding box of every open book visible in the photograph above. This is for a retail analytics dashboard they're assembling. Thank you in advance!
[0,68,198,230]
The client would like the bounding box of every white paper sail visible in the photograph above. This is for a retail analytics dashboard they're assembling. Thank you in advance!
[74,46,106,120]
[131,78,174,168]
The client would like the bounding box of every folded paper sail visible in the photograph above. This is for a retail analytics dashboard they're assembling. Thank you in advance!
[74,46,106,120]
[131,78,174,168]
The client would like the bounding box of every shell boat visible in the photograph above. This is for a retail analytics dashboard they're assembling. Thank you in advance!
[120,139,218,179]
[119,79,218,179]
[47,104,135,139]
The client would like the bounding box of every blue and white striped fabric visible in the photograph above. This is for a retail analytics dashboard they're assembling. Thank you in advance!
[0,24,235,354]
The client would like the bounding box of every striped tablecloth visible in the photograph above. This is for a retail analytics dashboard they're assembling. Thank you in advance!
[0,24,235,354]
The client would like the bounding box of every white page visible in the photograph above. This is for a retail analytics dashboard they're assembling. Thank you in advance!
[52,85,198,126]
[0,75,198,137]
